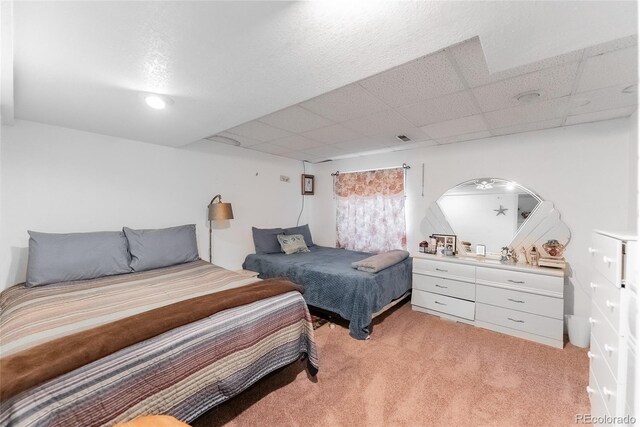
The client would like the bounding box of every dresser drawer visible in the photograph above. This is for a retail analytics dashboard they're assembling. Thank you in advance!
[411,289,475,320]
[413,274,475,301]
[589,337,620,416]
[590,303,623,381]
[590,270,623,334]
[476,267,563,297]
[588,368,610,419]
[413,258,475,282]
[476,285,563,319]
[589,233,623,288]
[476,303,563,340]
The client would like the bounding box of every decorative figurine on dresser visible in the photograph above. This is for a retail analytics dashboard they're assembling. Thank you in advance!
[416,178,571,348]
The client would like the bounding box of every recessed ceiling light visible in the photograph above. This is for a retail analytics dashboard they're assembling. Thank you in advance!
[144,94,172,110]
[515,91,542,103]
[205,135,241,146]
[574,98,591,107]
[622,84,637,94]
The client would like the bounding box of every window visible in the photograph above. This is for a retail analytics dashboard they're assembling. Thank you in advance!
[334,167,407,253]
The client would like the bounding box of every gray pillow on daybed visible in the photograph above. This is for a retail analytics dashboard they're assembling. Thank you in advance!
[283,224,314,247]
[252,227,285,254]
[26,230,131,287]
[123,224,199,272]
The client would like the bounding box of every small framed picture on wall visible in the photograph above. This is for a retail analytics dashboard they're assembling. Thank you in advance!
[302,174,315,195]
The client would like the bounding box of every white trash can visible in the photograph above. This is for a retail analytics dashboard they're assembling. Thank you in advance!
[566,315,590,348]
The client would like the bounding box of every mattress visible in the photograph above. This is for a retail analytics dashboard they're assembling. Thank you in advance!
[0,260,318,426]
[243,246,412,339]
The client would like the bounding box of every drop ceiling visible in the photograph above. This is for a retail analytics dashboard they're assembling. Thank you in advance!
[216,35,638,163]
[4,1,638,159]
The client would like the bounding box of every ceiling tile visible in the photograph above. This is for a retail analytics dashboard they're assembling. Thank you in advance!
[300,84,388,122]
[270,134,325,150]
[448,37,583,88]
[565,106,637,126]
[280,151,311,161]
[359,51,466,107]
[249,142,291,155]
[226,120,292,142]
[437,130,492,145]
[215,131,263,147]
[300,145,346,160]
[341,109,417,137]
[472,61,579,112]
[257,106,333,133]
[302,123,363,144]
[577,46,638,93]
[396,91,480,127]
[584,35,638,57]
[420,114,487,139]
[484,97,569,128]
[491,118,564,137]
[570,84,638,116]
[334,138,389,152]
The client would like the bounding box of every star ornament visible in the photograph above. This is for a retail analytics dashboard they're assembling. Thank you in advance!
[494,205,508,216]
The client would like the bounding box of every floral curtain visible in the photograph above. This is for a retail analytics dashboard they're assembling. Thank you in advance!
[334,168,407,253]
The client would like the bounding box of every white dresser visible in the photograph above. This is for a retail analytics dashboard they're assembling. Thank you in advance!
[411,254,565,348]
[587,231,637,423]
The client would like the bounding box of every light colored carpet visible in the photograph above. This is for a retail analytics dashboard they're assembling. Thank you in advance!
[193,302,589,427]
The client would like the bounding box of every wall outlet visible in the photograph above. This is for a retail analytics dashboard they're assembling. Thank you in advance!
[280,175,290,183]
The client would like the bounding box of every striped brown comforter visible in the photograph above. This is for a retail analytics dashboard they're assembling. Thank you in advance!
[0,260,319,426]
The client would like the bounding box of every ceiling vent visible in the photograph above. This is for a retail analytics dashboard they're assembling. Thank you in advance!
[205,135,241,146]
[396,135,411,142]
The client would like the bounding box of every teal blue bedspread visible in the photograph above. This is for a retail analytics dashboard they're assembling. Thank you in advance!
[243,246,412,339]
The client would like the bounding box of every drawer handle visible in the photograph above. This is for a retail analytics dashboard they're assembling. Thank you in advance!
[603,256,614,264]
[586,386,595,395]
[588,247,597,254]
[589,282,598,289]
[604,344,616,353]
[587,351,595,359]
[435,284,448,289]
[507,298,525,304]
[508,280,525,284]
[589,317,597,325]
[603,387,613,397]
[435,268,448,272]
[606,300,616,309]
[434,301,447,306]
[507,317,524,323]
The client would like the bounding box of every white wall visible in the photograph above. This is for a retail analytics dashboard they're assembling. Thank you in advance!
[307,118,635,318]
[0,120,307,289]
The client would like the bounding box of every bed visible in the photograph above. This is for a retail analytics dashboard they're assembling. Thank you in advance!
[0,260,318,427]
[243,245,412,340]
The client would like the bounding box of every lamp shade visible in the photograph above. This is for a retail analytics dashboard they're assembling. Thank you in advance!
[208,202,234,221]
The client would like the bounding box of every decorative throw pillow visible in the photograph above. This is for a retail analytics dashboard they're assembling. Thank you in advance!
[283,224,314,247]
[276,234,310,255]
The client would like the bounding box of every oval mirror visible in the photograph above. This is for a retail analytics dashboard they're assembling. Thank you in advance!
[420,178,570,257]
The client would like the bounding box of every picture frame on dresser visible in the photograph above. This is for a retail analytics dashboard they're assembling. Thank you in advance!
[433,234,457,253]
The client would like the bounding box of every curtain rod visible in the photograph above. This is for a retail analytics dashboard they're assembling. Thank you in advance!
[330,163,410,176]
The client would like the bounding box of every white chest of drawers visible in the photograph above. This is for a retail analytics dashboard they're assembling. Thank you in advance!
[411,253,565,348]
[587,231,637,423]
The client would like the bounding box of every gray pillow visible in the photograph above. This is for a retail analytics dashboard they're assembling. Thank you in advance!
[26,230,131,287]
[123,224,199,272]
[277,234,310,255]
[284,224,314,247]
[252,227,285,254]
